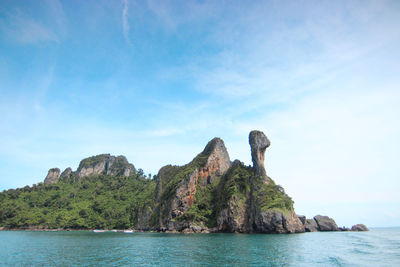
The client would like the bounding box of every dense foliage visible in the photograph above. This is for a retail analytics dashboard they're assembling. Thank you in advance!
[0,156,294,231]
[0,174,155,229]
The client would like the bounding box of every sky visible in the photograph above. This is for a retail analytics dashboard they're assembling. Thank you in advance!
[0,0,399,227]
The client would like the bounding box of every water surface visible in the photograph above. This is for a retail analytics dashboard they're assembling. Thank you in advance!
[1,228,399,266]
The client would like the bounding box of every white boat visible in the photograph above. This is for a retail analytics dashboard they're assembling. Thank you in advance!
[111,230,118,232]
[123,230,134,233]
[93,229,105,233]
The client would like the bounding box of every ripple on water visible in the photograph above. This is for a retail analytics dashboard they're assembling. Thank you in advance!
[0,229,400,266]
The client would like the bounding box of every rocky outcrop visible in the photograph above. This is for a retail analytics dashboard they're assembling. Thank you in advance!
[351,224,369,231]
[77,154,135,178]
[217,191,249,233]
[43,155,136,184]
[44,168,60,184]
[302,216,366,232]
[305,219,318,232]
[314,215,339,231]
[156,137,231,230]
[249,130,271,181]
[199,138,231,185]
[60,167,72,178]
[215,135,305,234]
[255,211,305,234]
[297,215,306,225]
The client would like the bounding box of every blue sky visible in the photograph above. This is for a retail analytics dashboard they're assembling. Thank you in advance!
[1,0,399,227]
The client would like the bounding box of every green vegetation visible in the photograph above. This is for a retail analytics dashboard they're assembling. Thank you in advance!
[253,178,294,215]
[0,153,295,231]
[0,173,155,229]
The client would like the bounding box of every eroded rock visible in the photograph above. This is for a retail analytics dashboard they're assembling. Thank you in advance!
[297,215,306,225]
[156,137,231,231]
[255,210,305,234]
[44,168,60,184]
[60,167,72,178]
[305,219,318,232]
[77,154,135,178]
[351,224,369,231]
[314,215,339,231]
[249,130,270,181]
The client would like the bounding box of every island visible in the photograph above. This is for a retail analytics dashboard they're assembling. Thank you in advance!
[0,130,368,233]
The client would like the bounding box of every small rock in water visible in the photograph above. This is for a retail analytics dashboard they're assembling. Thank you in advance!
[351,224,369,231]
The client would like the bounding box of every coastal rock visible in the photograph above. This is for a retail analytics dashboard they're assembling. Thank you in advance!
[216,134,304,234]
[77,154,135,178]
[44,168,60,184]
[297,215,306,225]
[339,226,351,231]
[249,130,271,181]
[314,215,339,231]
[136,206,154,230]
[156,137,231,230]
[217,193,249,233]
[351,224,369,231]
[305,219,318,232]
[255,211,305,234]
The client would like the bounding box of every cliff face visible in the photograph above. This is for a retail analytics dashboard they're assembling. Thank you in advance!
[153,130,304,233]
[43,154,136,183]
[77,154,135,178]
[155,138,231,231]
[44,168,61,184]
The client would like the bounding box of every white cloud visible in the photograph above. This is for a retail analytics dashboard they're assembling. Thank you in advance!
[122,0,131,44]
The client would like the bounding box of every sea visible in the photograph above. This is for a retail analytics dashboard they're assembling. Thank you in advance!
[1,228,399,266]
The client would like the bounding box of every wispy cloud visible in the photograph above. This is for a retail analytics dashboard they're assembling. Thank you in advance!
[122,0,131,44]
[0,11,58,44]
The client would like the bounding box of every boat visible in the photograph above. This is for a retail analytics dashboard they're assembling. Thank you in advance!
[93,230,105,233]
[123,230,134,233]
[111,230,118,232]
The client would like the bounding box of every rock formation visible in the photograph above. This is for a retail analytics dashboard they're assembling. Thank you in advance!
[43,154,136,183]
[297,215,306,225]
[254,211,305,234]
[304,218,319,232]
[351,224,369,231]
[77,154,135,178]
[249,130,270,181]
[60,167,72,179]
[156,137,231,231]
[44,168,60,184]
[314,215,339,231]
[31,130,368,233]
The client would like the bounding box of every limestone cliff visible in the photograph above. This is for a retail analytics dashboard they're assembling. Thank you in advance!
[249,130,270,181]
[155,138,231,231]
[43,154,136,183]
[77,154,135,178]
[44,168,61,184]
[154,130,304,234]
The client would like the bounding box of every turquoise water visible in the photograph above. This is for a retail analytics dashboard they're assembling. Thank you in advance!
[1,228,399,266]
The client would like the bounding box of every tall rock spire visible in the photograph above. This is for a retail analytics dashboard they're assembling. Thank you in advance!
[249,130,270,180]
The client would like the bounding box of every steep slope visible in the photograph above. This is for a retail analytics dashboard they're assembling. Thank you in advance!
[154,138,231,231]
